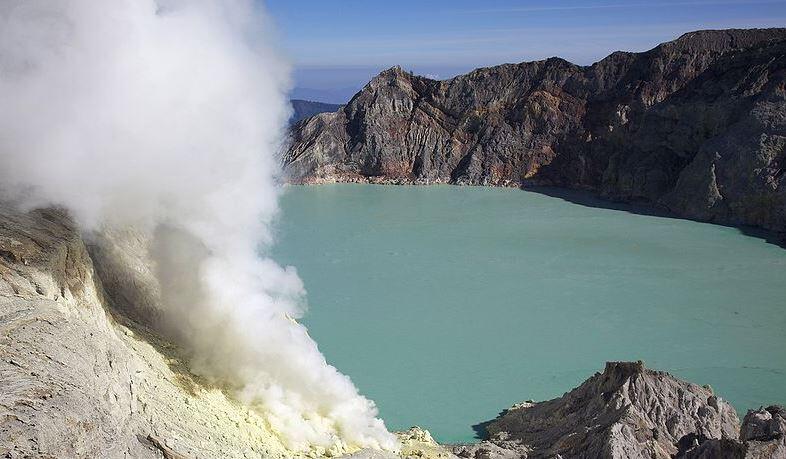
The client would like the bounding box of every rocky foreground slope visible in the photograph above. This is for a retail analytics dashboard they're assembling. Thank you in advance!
[1,206,784,458]
[0,206,297,458]
[284,28,786,237]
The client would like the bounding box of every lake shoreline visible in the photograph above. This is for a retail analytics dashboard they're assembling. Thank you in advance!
[282,178,786,249]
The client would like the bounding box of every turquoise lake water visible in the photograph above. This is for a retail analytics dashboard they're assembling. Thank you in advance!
[270,184,786,444]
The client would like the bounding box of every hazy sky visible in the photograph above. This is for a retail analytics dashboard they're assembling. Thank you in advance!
[266,0,786,99]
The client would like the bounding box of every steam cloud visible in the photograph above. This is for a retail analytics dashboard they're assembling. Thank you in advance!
[0,0,397,452]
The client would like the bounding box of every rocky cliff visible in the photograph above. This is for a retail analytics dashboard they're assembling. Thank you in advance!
[284,28,786,237]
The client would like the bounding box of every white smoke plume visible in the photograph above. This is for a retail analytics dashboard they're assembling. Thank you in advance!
[0,0,397,452]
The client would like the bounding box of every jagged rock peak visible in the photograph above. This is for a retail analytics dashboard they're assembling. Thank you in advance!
[367,65,417,86]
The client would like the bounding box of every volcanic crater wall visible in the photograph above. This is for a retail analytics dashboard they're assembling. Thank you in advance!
[285,28,786,236]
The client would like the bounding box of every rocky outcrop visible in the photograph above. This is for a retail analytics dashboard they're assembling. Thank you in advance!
[284,28,786,236]
[453,361,740,459]
[0,205,295,458]
[454,362,786,459]
[740,406,786,458]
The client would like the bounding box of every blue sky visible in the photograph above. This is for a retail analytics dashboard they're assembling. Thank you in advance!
[265,0,786,101]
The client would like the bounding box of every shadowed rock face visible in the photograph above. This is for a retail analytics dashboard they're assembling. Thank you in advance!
[739,406,786,458]
[284,28,786,236]
[676,405,786,458]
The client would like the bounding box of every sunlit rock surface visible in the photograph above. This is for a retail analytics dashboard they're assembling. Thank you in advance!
[0,206,294,458]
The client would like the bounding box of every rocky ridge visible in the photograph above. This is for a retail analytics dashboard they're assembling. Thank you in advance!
[284,28,786,237]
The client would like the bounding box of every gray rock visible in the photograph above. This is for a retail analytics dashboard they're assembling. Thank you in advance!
[740,406,786,458]
[674,437,747,459]
[675,405,786,458]
[741,406,786,442]
[451,441,524,459]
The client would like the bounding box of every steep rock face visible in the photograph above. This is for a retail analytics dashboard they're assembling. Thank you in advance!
[454,362,740,459]
[0,206,295,458]
[284,28,786,235]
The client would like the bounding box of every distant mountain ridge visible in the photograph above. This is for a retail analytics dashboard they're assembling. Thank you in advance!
[291,87,361,105]
[284,28,786,238]
[289,99,342,124]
